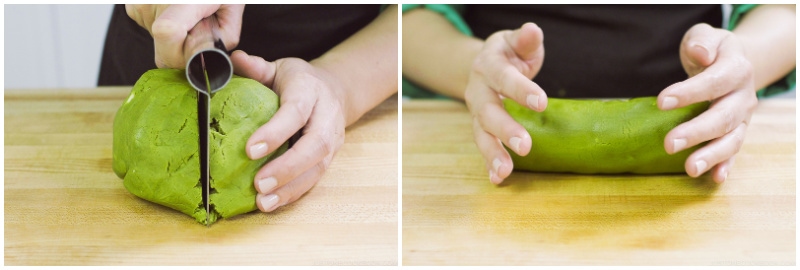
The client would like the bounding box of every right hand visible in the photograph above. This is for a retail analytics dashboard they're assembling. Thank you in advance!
[125,4,245,68]
[231,51,348,213]
[464,22,547,185]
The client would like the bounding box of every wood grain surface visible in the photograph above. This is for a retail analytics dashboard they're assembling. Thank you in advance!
[402,98,795,266]
[4,87,398,265]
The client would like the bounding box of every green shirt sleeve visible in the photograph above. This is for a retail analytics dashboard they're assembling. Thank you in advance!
[402,4,472,35]
[729,4,796,98]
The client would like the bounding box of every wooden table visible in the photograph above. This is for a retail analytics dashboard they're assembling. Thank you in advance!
[402,98,795,265]
[4,87,398,265]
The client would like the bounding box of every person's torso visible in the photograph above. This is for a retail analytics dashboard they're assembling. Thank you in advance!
[99,4,381,85]
[464,4,722,98]
[237,4,381,61]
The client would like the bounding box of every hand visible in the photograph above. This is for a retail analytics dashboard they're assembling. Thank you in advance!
[659,23,757,183]
[125,4,244,68]
[464,23,547,185]
[230,50,346,212]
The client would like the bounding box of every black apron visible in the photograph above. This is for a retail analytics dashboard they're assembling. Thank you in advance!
[463,4,722,98]
[98,4,381,86]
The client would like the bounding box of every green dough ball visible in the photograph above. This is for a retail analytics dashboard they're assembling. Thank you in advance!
[504,97,708,174]
[112,69,286,225]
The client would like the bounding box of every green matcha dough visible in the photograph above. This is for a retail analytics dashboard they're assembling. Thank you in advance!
[504,97,708,174]
[112,69,286,225]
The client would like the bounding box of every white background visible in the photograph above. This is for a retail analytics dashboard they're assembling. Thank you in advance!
[4,4,114,89]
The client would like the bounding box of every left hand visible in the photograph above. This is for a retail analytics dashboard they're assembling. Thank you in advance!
[658,23,757,183]
[231,50,346,212]
[464,23,546,185]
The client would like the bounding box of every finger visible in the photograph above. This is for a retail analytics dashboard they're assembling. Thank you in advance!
[257,159,327,212]
[478,59,548,112]
[680,23,723,75]
[684,122,748,177]
[682,42,713,76]
[231,50,277,87]
[151,4,221,68]
[504,22,545,63]
[503,23,544,76]
[476,99,532,156]
[215,4,245,50]
[710,157,735,184]
[465,83,532,156]
[476,102,531,157]
[246,97,313,161]
[659,36,752,110]
[245,66,317,161]
[472,117,514,185]
[253,130,334,195]
[489,66,547,112]
[664,90,756,154]
[474,23,546,112]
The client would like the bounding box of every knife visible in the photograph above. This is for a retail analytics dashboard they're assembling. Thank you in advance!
[184,15,233,226]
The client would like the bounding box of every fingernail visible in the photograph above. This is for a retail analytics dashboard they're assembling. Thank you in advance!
[489,170,498,184]
[257,177,277,194]
[249,142,268,159]
[492,158,502,172]
[693,43,709,61]
[695,160,708,176]
[720,170,728,183]
[662,96,678,110]
[259,194,280,212]
[673,138,687,153]
[509,136,522,153]
[527,94,539,110]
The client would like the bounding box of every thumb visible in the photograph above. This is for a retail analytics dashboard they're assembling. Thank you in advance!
[151,4,221,68]
[231,50,277,88]
[504,22,545,78]
[680,23,723,76]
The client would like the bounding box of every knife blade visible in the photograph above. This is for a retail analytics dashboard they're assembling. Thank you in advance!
[184,15,233,226]
[197,75,210,226]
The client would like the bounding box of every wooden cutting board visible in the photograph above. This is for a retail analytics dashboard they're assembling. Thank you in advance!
[4,87,399,265]
[402,98,795,265]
